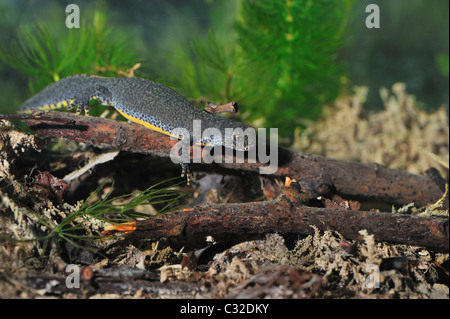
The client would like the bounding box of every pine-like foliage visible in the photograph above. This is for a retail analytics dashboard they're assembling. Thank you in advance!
[0,12,138,97]
[235,0,351,136]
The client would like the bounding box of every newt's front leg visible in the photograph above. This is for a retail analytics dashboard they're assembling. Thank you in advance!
[68,85,113,115]
[180,162,193,185]
[177,138,195,185]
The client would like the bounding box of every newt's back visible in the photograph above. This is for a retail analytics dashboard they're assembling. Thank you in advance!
[19,75,253,149]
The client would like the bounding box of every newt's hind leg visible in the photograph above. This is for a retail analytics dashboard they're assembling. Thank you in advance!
[68,85,113,115]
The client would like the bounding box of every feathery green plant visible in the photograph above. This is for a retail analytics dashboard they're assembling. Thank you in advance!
[0,11,138,98]
[0,22,86,83]
[235,0,352,136]
[170,0,353,138]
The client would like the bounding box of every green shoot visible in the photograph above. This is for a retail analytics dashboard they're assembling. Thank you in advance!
[2,178,185,255]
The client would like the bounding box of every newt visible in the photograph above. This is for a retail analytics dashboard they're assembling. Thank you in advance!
[19,75,254,183]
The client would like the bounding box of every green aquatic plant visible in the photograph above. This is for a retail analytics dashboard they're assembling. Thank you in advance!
[235,0,352,136]
[0,11,139,97]
[0,22,86,83]
[170,0,353,139]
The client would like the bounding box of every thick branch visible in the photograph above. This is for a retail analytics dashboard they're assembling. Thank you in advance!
[130,194,449,251]
[1,111,444,206]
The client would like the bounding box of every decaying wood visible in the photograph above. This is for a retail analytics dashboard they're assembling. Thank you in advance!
[1,111,444,207]
[128,186,449,251]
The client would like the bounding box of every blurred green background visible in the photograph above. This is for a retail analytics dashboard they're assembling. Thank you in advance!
[0,0,448,140]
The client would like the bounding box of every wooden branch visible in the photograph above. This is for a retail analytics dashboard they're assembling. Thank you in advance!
[130,189,449,251]
[1,111,444,206]
[1,112,177,158]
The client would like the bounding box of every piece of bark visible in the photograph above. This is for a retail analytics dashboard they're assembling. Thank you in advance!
[0,112,444,206]
[204,101,238,114]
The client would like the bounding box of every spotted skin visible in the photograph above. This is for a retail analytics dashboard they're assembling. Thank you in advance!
[19,75,254,183]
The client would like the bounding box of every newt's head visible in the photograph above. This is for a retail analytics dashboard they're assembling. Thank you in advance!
[226,126,256,151]
[200,120,255,151]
